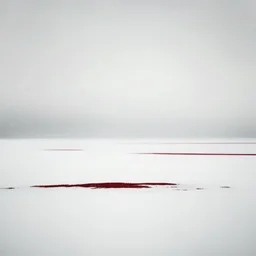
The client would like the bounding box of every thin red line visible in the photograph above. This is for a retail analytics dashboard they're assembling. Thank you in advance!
[122,142,256,144]
[135,152,256,156]
[44,149,83,151]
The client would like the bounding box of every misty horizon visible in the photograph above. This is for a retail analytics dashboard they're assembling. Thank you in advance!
[0,0,255,138]
[1,113,255,138]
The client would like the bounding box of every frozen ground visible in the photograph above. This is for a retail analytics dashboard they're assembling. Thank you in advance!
[1,138,256,255]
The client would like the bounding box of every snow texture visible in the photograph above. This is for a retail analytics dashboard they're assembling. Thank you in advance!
[1,139,256,255]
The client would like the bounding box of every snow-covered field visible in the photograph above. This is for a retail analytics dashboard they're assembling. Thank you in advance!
[1,139,256,255]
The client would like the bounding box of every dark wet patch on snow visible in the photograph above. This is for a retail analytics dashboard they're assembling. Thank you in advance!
[220,186,231,189]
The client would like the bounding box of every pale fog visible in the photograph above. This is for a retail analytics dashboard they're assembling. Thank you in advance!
[0,0,255,138]
[1,1,256,256]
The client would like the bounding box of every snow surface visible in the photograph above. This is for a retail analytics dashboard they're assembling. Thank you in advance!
[1,139,256,255]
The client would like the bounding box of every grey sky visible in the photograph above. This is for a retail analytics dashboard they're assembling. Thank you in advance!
[0,0,255,137]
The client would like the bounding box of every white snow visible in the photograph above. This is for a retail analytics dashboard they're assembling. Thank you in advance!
[1,139,256,255]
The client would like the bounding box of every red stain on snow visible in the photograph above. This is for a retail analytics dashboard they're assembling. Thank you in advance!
[1,183,232,190]
[31,182,178,189]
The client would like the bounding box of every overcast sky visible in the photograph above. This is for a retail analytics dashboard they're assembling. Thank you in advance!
[0,0,255,138]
